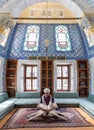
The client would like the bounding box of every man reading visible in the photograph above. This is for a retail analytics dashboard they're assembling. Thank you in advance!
[27,88,67,121]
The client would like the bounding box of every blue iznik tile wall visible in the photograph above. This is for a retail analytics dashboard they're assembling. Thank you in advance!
[0,23,91,60]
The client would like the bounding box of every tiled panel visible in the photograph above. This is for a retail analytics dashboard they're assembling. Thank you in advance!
[2,23,89,60]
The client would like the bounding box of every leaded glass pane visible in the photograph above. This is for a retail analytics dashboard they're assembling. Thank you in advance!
[26,67,31,77]
[55,25,71,51]
[33,66,37,77]
[57,66,61,77]
[63,79,68,90]
[32,79,37,90]
[62,66,68,77]
[26,79,31,90]
[57,79,61,90]
[24,25,39,51]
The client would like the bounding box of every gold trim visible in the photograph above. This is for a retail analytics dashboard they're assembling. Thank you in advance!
[12,17,82,20]
[0,28,6,34]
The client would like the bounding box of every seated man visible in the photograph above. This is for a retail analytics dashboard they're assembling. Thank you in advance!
[38,88,58,113]
[27,88,67,121]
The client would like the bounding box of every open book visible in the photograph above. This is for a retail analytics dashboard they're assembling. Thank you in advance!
[37,103,58,112]
[37,103,51,112]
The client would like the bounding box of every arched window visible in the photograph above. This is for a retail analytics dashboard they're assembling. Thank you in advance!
[0,28,10,47]
[55,25,71,51]
[24,25,39,51]
[84,29,94,47]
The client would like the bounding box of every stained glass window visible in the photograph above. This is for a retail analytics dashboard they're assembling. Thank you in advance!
[55,25,71,51]
[24,25,39,51]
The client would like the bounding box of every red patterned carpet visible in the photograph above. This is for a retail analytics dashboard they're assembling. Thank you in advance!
[3,108,92,128]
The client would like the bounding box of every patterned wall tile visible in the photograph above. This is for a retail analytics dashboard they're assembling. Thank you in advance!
[0,23,93,60]
[0,23,94,93]
[1,23,88,60]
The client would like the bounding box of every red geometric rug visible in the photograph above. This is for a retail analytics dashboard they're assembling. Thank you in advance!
[3,108,92,128]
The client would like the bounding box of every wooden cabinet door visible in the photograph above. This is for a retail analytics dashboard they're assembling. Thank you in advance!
[41,60,53,95]
[77,60,89,97]
[6,59,17,97]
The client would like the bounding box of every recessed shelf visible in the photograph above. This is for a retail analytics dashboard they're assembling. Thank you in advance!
[41,60,53,95]
[6,60,17,97]
[77,60,89,97]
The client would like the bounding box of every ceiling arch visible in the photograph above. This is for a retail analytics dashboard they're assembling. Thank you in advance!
[0,0,94,17]
[17,2,78,24]
[0,0,86,17]
[0,0,94,27]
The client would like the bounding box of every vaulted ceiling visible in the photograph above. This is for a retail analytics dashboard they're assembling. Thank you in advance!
[0,0,94,26]
[0,0,94,16]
